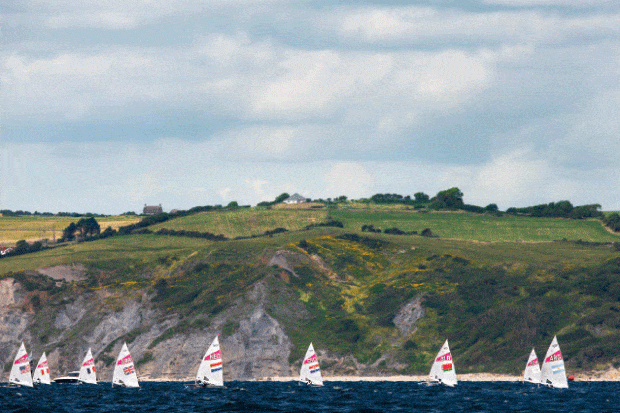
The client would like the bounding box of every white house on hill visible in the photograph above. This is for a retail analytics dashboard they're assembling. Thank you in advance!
[283,193,307,204]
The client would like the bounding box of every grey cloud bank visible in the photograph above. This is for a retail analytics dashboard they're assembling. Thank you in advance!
[1,1,619,214]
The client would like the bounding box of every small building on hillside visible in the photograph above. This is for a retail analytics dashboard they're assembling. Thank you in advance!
[283,193,307,204]
[1,247,14,256]
[143,204,163,215]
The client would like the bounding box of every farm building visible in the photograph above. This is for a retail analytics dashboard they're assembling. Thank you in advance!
[143,204,163,215]
[1,247,14,256]
[283,193,307,204]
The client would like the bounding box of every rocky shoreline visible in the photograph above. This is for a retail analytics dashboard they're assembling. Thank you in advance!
[139,370,620,382]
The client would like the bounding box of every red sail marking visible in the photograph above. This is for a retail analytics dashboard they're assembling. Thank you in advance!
[205,350,222,361]
[117,354,133,366]
[527,358,539,367]
[304,354,318,365]
[38,360,49,368]
[436,353,452,362]
[83,358,95,367]
[545,350,563,363]
[14,354,28,364]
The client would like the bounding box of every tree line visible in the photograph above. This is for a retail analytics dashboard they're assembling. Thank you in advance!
[365,189,608,221]
[0,210,108,217]
[364,188,499,214]
[506,201,603,219]
[604,213,620,233]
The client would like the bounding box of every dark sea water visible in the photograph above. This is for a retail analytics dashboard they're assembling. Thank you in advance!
[0,380,617,413]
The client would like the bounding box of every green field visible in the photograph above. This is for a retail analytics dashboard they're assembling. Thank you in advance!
[331,209,620,243]
[0,234,211,276]
[2,225,615,277]
[0,215,140,244]
[149,208,327,238]
[3,208,617,246]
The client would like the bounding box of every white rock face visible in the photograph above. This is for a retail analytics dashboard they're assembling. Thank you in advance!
[0,278,21,307]
[2,276,297,381]
[0,279,32,373]
[393,296,425,336]
[137,280,295,380]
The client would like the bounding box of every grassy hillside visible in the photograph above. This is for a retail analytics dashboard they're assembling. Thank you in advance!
[149,209,326,239]
[330,209,620,243]
[0,234,210,276]
[3,207,617,245]
[2,207,620,376]
[146,206,620,243]
[0,215,140,244]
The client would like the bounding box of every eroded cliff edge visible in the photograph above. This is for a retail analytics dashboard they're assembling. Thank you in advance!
[0,248,426,381]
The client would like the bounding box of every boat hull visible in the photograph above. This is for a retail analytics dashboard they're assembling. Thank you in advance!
[53,378,80,384]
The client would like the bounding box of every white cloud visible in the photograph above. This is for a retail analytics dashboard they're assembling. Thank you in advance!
[338,7,620,46]
[483,0,614,7]
[250,50,393,116]
[46,11,139,30]
[1,50,161,120]
[245,179,269,199]
[559,88,620,167]
[473,150,552,207]
[324,162,373,199]
[247,46,498,128]
[17,0,289,30]
[215,126,296,160]
[218,187,232,201]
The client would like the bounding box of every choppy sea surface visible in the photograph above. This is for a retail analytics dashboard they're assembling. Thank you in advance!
[0,380,617,413]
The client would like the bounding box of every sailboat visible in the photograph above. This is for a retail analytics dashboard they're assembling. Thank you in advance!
[429,339,457,387]
[196,336,224,387]
[32,352,51,385]
[112,342,139,388]
[79,348,97,384]
[540,336,568,389]
[299,343,323,386]
[9,342,34,387]
[523,348,541,384]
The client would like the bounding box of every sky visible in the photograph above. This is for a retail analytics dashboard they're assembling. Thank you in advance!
[2,0,620,214]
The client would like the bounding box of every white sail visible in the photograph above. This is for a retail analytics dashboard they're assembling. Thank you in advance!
[523,348,541,384]
[112,342,139,388]
[540,336,568,388]
[32,352,51,385]
[79,348,97,384]
[429,339,457,387]
[299,343,323,386]
[196,336,224,387]
[9,342,34,387]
